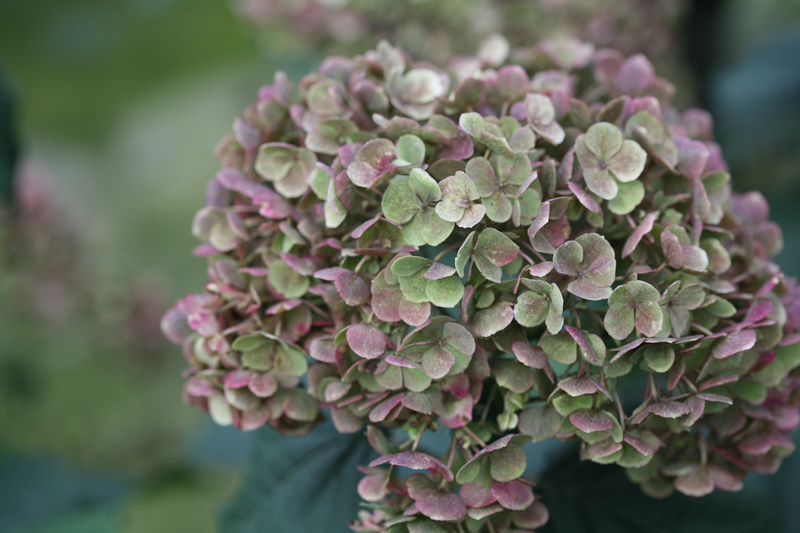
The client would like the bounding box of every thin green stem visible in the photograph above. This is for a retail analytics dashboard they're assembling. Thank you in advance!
[433,243,460,262]
[461,425,487,448]
[480,384,498,423]
[446,434,458,469]
[354,255,369,273]
[412,419,430,451]
[614,389,627,432]
[648,372,659,401]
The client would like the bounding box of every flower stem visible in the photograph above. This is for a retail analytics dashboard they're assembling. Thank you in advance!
[480,384,498,423]
[461,425,487,448]
[412,419,430,451]
[433,243,460,262]
[446,433,458,469]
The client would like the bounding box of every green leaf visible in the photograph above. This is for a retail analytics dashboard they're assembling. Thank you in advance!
[222,420,375,533]
[536,452,780,533]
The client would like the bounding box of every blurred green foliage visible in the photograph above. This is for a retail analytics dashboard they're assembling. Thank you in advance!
[0,1,265,532]
[0,0,253,143]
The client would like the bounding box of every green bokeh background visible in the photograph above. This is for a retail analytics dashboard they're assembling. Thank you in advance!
[0,1,799,532]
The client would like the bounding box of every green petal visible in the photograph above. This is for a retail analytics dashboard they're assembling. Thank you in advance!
[519,405,562,442]
[516,189,541,226]
[324,178,348,228]
[482,191,513,223]
[403,209,454,246]
[398,269,430,303]
[635,301,664,337]
[455,232,476,278]
[382,178,421,223]
[425,276,465,308]
[473,255,503,283]
[403,367,433,392]
[408,168,441,203]
[608,140,647,183]
[309,167,332,199]
[475,228,519,267]
[395,134,426,166]
[255,144,293,182]
[626,280,661,303]
[584,122,623,159]
[489,444,526,482]
[605,304,635,340]
[553,240,583,276]
[514,291,549,328]
[608,179,645,215]
[435,200,465,223]
[392,256,431,277]
[347,138,396,188]
[305,119,359,155]
[465,157,498,198]
[493,359,535,393]
[422,346,456,379]
[643,345,675,373]
[268,260,309,299]
[471,301,514,338]
[442,323,476,356]
[540,332,577,364]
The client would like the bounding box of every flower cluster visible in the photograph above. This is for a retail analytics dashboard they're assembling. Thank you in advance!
[1,166,86,324]
[162,35,800,532]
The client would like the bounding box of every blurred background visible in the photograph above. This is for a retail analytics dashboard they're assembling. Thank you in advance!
[0,0,799,532]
